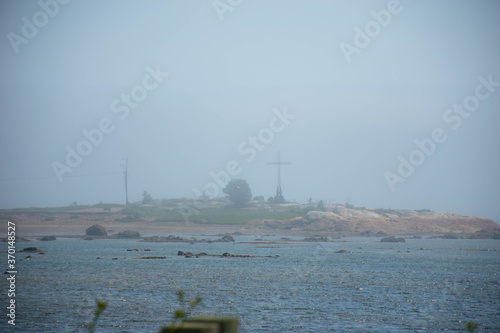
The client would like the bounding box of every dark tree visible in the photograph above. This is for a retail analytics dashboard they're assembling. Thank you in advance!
[142,191,153,204]
[223,179,252,207]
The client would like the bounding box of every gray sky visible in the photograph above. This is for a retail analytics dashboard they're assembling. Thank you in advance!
[1,0,499,223]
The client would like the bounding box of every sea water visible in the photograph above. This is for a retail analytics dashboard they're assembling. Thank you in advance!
[1,236,499,332]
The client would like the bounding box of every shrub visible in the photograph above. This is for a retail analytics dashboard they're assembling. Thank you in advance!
[223,179,252,208]
[316,200,326,211]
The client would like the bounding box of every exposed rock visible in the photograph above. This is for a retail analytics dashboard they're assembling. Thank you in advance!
[178,251,279,258]
[135,256,166,259]
[263,217,308,230]
[381,236,406,243]
[335,249,351,253]
[216,252,278,258]
[438,233,460,239]
[117,230,140,238]
[83,237,93,240]
[20,247,42,253]
[86,224,107,236]
[40,236,56,241]
[304,236,328,242]
[398,210,419,217]
[142,234,235,243]
[142,235,186,242]
[330,206,380,218]
[246,209,499,237]
[220,234,235,242]
[307,211,339,220]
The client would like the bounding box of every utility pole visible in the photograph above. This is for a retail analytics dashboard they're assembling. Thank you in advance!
[123,158,129,207]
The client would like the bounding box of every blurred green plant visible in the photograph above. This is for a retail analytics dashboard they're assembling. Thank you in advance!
[87,300,107,333]
[465,321,478,333]
[169,290,202,332]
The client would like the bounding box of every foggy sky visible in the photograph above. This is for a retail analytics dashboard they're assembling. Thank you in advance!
[1,0,499,223]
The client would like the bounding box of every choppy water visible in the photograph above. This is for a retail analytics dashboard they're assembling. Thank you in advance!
[1,236,499,332]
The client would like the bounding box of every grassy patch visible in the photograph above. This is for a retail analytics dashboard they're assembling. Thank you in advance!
[189,208,299,224]
[117,205,301,225]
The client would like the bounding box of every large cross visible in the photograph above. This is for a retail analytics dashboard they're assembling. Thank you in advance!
[267,152,291,203]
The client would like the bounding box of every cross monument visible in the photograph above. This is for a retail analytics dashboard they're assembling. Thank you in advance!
[267,152,291,203]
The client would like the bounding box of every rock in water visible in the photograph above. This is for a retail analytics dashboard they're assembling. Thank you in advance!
[117,230,140,238]
[21,247,40,252]
[381,236,405,243]
[221,234,235,242]
[304,236,328,242]
[86,224,107,236]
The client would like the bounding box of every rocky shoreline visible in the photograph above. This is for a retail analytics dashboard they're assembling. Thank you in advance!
[1,203,499,239]
[242,208,500,239]
[140,234,235,243]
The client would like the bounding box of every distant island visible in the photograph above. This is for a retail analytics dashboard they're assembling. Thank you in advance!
[1,199,499,239]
